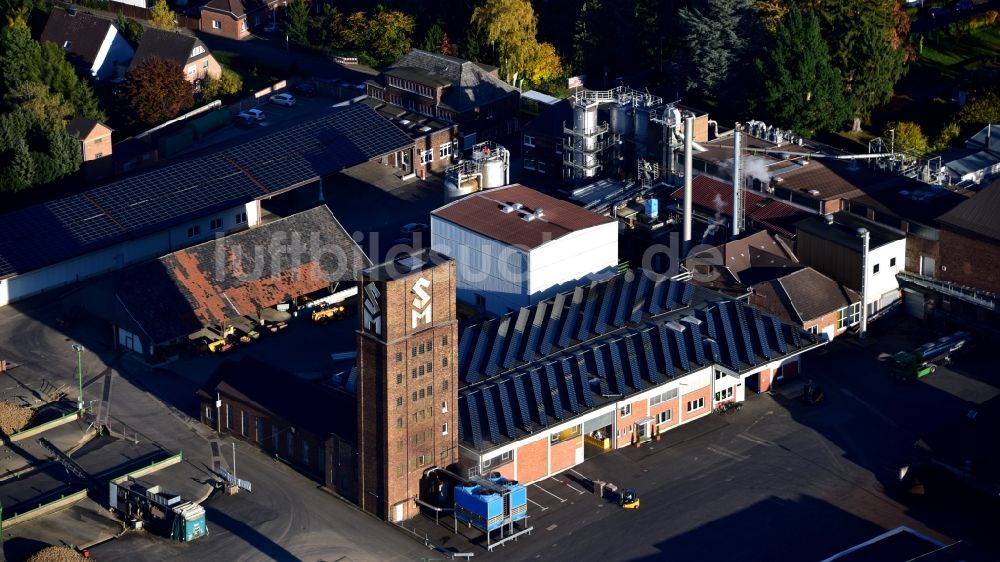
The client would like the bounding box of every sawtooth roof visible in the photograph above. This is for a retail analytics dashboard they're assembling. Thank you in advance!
[455,270,823,452]
[432,184,613,250]
[117,206,370,343]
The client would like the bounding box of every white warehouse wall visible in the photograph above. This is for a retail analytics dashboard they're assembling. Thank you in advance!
[0,203,253,307]
[865,238,905,310]
[528,221,618,299]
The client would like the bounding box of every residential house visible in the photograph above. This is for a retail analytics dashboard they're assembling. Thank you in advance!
[40,8,134,81]
[130,28,221,83]
[67,117,113,179]
[200,0,283,40]
[367,49,520,149]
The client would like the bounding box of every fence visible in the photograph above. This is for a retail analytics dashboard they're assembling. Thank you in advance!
[111,451,184,483]
[8,410,81,444]
[107,1,200,29]
[2,489,90,528]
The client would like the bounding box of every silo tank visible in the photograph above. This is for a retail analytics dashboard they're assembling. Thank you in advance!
[612,104,632,136]
[481,158,507,189]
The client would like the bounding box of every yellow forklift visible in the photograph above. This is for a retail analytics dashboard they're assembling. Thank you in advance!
[619,488,640,509]
[311,305,348,324]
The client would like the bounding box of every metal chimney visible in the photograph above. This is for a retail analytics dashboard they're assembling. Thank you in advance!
[683,115,694,245]
[857,227,870,339]
[732,128,743,237]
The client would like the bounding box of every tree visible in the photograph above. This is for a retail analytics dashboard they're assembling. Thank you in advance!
[0,24,41,95]
[202,67,243,102]
[340,12,367,50]
[438,32,458,57]
[4,82,73,129]
[366,6,414,65]
[958,89,1000,125]
[316,5,344,50]
[471,0,562,86]
[0,108,80,192]
[887,121,930,157]
[933,121,960,151]
[115,12,144,47]
[285,0,309,45]
[149,0,175,30]
[752,8,849,136]
[421,21,445,52]
[811,0,907,130]
[755,0,788,33]
[679,0,757,98]
[119,57,193,125]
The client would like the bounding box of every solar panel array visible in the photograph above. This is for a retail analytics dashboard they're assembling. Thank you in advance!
[456,270,819,450]
[0,104,412,278]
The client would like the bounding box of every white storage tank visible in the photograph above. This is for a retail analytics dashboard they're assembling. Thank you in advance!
[482,158,507,189]
[574,103,598,133]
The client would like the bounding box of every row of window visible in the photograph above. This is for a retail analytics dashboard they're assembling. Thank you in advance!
[401,336,448,361]
[522,159,548,173]
[714,387,733,402]
[649,388,679,406]
[208,403,321,469]
[420,142,459,165]
[687,397,705,412]
[187,211,247,238]
[411,385,435,401]
[386,76,435,99]
[872,257,897,275]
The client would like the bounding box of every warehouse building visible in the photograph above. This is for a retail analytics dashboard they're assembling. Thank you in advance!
[0,104,413,307]
[430,184,618,316]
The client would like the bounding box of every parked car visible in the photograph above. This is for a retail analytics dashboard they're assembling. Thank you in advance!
[400,223,428,234]
[270,93,296,107]
[237,108,266,121]
[293,82,318,97]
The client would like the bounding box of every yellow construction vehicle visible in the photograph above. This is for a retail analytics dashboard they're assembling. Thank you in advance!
[619,488,640,509]
[311,305,348,324]
[208,339,232,353]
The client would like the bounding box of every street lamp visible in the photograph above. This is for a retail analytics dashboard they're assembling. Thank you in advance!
[71,344,85,411]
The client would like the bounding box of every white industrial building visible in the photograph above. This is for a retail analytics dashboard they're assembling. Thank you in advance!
[430,184,618,315]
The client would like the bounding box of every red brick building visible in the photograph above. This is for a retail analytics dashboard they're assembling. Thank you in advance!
[200,0,283,40]
[356,250,459,522]
[936,179,1000,295]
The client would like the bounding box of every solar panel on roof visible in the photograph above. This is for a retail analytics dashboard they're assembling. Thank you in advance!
[639,327,660,384]
[460,393,483,449]
[751,307,774,360]
[577,284,599,340]
[593,276,617,335]
[527,369,548,426]
[557,288,583,347]
[607,338,627,394]
[681,282,695,304]
[666,280,681,309]
[457,324,479,380]
[613,273,634,327]
[668,323,691,372]
[511,373,532,428]
[733,302,756,365]
[458,394,470,444]
[705,338,722,363]
[656,324,676,378]
[788,323,803,347]
[573,352,594,407]
[539,292,565,356]
[542,363,565,420]
[558,357,580,414]
[769,317,788,354]
[465,321,495,383]
[480,386,501,444]
[714,303,742,371]
[648,277,666,314]
[632,272,652,322]
[588,346,611,395]
[502,308,530,369]
[623,334,644,390]
[521,302,548,363]
[495,381,517,438]
[485,315,511,378]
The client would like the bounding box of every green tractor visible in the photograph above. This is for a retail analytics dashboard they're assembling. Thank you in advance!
[890,331,970,382]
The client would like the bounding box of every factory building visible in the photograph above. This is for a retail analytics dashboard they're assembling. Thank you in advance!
[430,184,618,316]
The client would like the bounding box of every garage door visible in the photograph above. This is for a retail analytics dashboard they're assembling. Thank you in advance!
[903,288,926,320]
[583,411,615,433]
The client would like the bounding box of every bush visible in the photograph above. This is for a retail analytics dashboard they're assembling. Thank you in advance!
[202,68,243,102]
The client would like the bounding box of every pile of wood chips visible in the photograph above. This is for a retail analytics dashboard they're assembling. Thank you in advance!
[0,401,33,435]
[26,546,85,562]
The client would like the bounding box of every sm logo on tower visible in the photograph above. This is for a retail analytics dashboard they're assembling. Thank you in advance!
[412,277,432,329]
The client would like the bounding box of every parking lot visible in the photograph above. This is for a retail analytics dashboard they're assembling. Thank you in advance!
[406,317,998,560]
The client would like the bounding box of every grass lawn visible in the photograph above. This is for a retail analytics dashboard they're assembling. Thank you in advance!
[917,25,1000,78]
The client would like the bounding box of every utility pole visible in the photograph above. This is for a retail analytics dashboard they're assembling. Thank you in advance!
[71,344,85,412]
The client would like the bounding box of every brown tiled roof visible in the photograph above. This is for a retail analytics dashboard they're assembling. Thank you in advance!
[687,230,799,296]
[670,175,812,238]
[753,267,860,325]
[201,0,268,17]
[66,117,111,140]
[40,9,112,69]
[117,206,370,343]
[432,184,613,249]
[130,28,210,71]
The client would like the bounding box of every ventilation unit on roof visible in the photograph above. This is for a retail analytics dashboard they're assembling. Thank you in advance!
[511,203,524,210]
[419,126,432,133]
[533,208,544,219]
[521,213,536,222]
[500,205,515,213]
[398,119,411,126]
[808,189,820,196]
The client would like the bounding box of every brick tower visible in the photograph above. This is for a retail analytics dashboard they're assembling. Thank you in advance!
[356,250,459,522]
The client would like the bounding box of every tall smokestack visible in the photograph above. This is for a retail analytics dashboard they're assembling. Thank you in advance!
[732,128,743,237]
[683,115,694,245]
